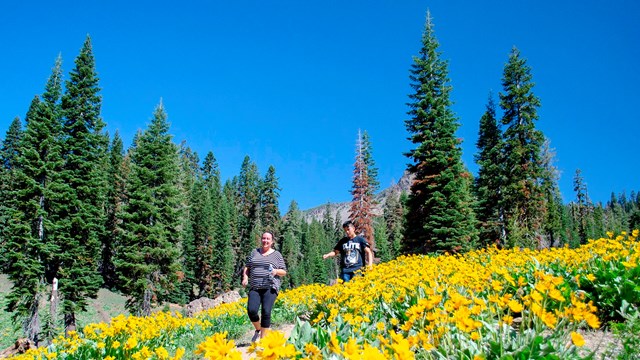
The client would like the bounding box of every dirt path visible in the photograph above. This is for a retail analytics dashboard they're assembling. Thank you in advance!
[236,324,295,360]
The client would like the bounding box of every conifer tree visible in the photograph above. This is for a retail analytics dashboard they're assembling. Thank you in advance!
[261,165,281,233]
[4,57,65,342]
[403,12,478,254]
[175,143,199,302]
[280,201,304,288]
[499,47,545,248]
[115,102,182,315]
[235,156,261,274]
[374,217,391,262]
[361,130,380,195]
[0,116,24,269]
[0,117,23,169]
[349,130,374,248]
[474,94,505,246]
[540,139,563,247]
[213,192,235,293]
[102,132,125,289]
[56,37,108,332]
[383,191,405,259]
[572,169,591,245]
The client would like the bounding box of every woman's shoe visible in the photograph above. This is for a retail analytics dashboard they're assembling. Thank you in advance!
[251,329,261,343]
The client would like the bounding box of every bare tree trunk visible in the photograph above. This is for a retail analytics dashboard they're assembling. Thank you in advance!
[142,287,152,317]
[47,278,59,341]
[64,312,76,336]
[26,294,40,346]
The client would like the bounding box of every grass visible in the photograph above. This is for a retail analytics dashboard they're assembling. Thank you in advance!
[0,274,129,349]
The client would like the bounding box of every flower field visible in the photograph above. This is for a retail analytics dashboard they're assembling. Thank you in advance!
[10,230,640,360]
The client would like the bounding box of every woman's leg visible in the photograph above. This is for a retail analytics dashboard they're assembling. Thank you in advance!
[259,288,278,338]
[247,289,262,331]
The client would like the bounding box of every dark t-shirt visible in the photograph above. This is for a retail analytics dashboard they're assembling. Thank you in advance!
[333,235,370,273]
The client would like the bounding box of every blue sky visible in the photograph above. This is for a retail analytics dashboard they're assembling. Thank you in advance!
[1,1,638,211]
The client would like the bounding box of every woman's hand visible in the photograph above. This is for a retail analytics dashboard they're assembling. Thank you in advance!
[242,275,248,287]
[271,268,278,276]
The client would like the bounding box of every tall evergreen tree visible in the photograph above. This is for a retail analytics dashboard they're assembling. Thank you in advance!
[474,93,505,246]
[361,130,380,195]
[403,12,478,254]
[499,47,545,248]
[0,116,24,269]
[115,102,182,316]
[0,117,23,169]
[260,165,281,234]
[169,143,198,302]
[56,36,108,333]
[102,131,125,289]
[280,201,304,288]
[349,130,374,248]
[539,139,563,247]
[572,169,591,245]
[383,191,405,260]
[234,156,261,275]
[4,57,65,343]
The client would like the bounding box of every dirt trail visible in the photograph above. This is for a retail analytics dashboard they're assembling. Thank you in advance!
[236,324,295,360]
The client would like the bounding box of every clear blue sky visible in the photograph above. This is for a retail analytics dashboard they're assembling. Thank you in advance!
[1,1,638,211]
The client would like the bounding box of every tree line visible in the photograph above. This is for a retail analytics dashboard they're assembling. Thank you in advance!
[1,13,639,345]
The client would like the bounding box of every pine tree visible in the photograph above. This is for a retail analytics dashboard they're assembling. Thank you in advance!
[474,94,505,246]
[0,117,23,169]
[235,156,261,275]
[374,217,391,262]
[499,47,545,248]
[102,131,125,289]
[280,201,304,288]
[213,192,235,293]
[384,191,405,259]
[361,130,380,195]
[260,165,281,234]
[4,56,65,342]
[176,141,201,303]
[540,139,563,247]
[0,116,24,269]
[349,130,374,248]
[572,169,591,245]
[115,102,182,316]
[403,12,478,254]
[56,37,108,333]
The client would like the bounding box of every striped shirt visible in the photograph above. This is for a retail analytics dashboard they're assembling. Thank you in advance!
[246,248,287,290]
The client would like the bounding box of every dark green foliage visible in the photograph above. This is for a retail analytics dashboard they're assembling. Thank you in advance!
[261,165,281,234]
[403,12,478,254]
[303,220,334,284]
[115,102,182,316]
[56,37,109,332]
[280,201,304,289]
[102,132,125,289]
[384,191,406,259]
[499,47,546,248]
[373,217,391,262]
[539,140,563,247]
[474,94,505,247]
[1,117,23,170]
[234,156,262,275]
[361,130,379,195]
[0,116,23,269]
[4,57,65,342]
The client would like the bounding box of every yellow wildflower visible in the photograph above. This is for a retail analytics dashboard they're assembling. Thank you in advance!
[571,331,585,347]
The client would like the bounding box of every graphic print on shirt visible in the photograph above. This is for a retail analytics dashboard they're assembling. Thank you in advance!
[343,241,361,267]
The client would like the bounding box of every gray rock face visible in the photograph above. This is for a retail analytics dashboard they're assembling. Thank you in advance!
[185,290,242,317]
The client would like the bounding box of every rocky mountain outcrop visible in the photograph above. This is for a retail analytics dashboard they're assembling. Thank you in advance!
[302,171,413,223]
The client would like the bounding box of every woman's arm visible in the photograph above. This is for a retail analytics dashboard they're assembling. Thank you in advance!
[242,266,249,286]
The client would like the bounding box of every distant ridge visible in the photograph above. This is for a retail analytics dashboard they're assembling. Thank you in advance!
[302,171,413,223]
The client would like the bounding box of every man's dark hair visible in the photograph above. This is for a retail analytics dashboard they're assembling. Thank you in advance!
[342,220,355,229]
